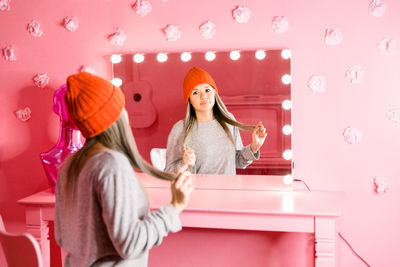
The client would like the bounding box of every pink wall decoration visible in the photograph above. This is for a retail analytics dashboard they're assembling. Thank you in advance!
[27,20,43,37]
[32,74,50,88]
[132,0,152,17]
[108,28,126,46]
[63,16,79,32]
[162,24,181,41]
[272,16,289,33]
[374,177,388,194]
[324,28,343,46]
[387,109,400,123]
[343,126,362,144]
[308,75,326,93]
[232,6,251,24]
[199,20,216,39]
[377,38,396,55]
[2,45,16,61]
[14,107,31,122]
[0,0,10,11]
[369,0,386,17]
[345,65,364,83]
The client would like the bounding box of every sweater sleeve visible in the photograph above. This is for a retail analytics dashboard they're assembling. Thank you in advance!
[233,124,260,169]
[164,120,186,173]
[95,152,182,259]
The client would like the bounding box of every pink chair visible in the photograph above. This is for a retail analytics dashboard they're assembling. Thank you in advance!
[0,215,43,267]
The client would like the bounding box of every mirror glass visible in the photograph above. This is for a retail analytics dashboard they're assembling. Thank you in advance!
[112,49,292,176]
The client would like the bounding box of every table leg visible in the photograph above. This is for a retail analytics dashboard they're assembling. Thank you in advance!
[25,207,50,267]
[315,217,336,267]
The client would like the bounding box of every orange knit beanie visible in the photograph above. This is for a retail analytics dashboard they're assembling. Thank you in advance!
[183,66,218,103]
[65,72,125,138]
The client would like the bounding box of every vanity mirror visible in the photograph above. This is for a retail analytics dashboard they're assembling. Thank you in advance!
[112,49,292,175]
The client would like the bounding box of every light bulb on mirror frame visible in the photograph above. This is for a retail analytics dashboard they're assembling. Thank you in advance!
[283,174,293,185]
[282,125,292,135]
[180,52,192,62]
[281,49,291,59]
[157,53,168,63]
[255,49,266,60]
[283,149,292,160]
[111,78,122,87]
[110,54,122,64]
[133,53,145,63]
[205,51,216,61]
[282,99,292,110]
[281,74,291,85]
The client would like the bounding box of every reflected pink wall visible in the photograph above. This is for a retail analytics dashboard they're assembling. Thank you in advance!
[0,0,399,266]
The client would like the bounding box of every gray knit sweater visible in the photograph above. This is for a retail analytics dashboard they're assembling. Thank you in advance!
[55,150,181,267]
[165,119,259,174]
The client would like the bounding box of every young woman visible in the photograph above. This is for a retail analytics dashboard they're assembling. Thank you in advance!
[165,66,267,175]
[55,72,193,267]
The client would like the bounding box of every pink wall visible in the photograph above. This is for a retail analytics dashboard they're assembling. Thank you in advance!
[0,0,399,266]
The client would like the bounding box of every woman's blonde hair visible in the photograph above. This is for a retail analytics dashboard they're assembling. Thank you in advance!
[64,110,177,198]
[183,89,255,145]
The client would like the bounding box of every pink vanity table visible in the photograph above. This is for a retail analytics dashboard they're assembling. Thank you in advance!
[18,173,342,267]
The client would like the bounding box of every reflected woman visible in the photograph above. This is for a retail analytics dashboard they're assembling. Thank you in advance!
[165,66,267,175]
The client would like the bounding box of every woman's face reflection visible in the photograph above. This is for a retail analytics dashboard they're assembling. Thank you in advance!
[189,83,216,113]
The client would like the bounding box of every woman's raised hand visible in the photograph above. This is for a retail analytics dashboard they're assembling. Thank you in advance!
[171,164,194,214]
[182,144,196,168]
[250,121,267,153]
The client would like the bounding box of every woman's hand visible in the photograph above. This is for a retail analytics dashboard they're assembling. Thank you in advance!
[171,164,194,214]
[250,121,267,153]
[182,145,196,168]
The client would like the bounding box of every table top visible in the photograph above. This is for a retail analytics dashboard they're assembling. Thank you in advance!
[18,173,343,217]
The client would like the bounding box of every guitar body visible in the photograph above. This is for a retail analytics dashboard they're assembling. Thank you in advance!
[122,80,157,128]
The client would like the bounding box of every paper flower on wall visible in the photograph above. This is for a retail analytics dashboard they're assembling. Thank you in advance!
[369,0,386,17]
[345,65,364,83]
[199,21,216,39]
[272,16,289,33]
[2,45,17,61]
[308,75,326,93]
[132,0,152,17]
[377,38,396,55]
[387,109,400,123]
[0,0,11,11]
[33,74,50,88]
[80,65,96,74]
[64,16,79,32]
[163,24,181,41]
[324,29,343,46]
[232,6,251,24]
[374,177,388,194]
[109,28,126,46]
[27,20,43,38]
[343,126,362,144]
[15,107,32,122]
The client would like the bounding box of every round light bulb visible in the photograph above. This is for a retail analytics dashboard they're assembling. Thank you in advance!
[110,54,122,64]
[282,100,292,110]
[180,52,192,62]
[111,78,122,87]
[283,149,292,160]
[255,50,266,60]
[133,53,144,63]
[282,74,292,85]
[157,53,168,63]
[282,125,292,135]
[205,51,216,61]
[281,49,291,59]
[283,174,293,185]
[230,50,240,61]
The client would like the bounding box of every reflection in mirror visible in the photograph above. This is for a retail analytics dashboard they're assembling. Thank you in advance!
[112,49,292,176]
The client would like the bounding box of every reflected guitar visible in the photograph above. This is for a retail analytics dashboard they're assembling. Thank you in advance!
[122,80,157,128]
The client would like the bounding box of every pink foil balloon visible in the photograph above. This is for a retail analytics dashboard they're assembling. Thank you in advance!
[40,84,85,193]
